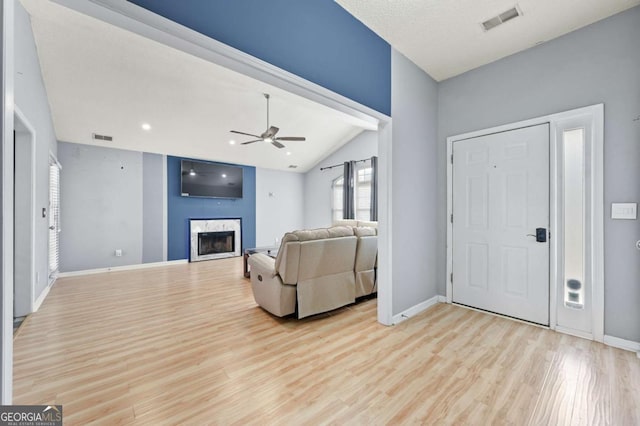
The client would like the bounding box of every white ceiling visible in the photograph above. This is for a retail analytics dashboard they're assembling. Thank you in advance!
[20,0,374,173]
[337,0,640,81]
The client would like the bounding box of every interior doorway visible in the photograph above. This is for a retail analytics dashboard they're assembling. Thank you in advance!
[13,108,36,319]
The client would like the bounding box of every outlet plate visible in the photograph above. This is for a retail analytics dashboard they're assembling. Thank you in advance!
[115,249,122,257]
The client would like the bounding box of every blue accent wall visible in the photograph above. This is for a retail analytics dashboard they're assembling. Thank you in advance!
[128,0,391,116]
[167,156,256,260]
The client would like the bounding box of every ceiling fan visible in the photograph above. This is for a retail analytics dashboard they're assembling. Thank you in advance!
[230,93,306,149]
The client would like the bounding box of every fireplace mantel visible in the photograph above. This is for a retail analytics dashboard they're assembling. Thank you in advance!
[189,219,242,262]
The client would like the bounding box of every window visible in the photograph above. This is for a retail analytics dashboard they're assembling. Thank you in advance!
[49,157,61,282]
[562,128,585,309]
[356,167,372,221]
[331,165,372,222]
[332,176,344,222]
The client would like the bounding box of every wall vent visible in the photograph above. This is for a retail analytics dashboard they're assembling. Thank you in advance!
[92,133,113,142]
[482,6,521,31]
[288,165,298,169]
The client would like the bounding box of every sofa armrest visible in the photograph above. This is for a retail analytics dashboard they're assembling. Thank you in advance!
[247,253,277,279]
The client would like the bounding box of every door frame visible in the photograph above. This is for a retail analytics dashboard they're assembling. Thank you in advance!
[13,106,36,317]
[446,104,604,342]
[52,0,395,326]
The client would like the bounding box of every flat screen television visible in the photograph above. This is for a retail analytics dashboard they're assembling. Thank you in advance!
[180,159,243,199]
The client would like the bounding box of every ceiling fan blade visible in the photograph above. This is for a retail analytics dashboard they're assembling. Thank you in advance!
[231,130,261,138]
[271,141,285,149]
[261,126,280,139]
[241,139,263,145]
[275,136,306,141]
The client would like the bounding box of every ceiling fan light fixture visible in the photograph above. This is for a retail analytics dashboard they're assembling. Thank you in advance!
[264,137,273,143]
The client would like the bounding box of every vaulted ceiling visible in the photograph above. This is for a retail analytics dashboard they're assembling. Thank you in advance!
[337,0,640,81]
[20,0,374,173]
[20,0,639,174]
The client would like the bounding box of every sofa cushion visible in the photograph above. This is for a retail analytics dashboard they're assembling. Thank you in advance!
[274,232,300,273]
[354,226,377,237]
[294,228,330,241]
[357,220,378,229]
[332,219,358,227]
[327,226,355,238]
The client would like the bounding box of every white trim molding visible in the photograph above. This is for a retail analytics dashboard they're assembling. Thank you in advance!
[58,259,188,278]
[1,0,15,404]
[446,104,605,343]
[32,283,51,312]
[391,295,444,325]
[603,335,640,355]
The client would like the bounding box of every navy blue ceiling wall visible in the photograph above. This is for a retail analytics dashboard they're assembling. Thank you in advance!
[128,0,391,116]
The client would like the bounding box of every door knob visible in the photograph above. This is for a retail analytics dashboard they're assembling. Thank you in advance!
[526,228,547,242]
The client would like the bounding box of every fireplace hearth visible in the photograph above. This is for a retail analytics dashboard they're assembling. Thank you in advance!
[190,219,241,262]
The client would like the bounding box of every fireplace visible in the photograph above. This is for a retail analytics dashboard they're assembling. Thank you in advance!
[198,231,235,256]
[190,219,241,262]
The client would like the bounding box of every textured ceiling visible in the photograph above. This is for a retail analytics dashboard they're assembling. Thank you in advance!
[20,0,374,172]
[337,0,640,81]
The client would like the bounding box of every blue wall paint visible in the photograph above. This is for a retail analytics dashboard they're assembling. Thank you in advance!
[167,156,256,260]
[128,0,391,116]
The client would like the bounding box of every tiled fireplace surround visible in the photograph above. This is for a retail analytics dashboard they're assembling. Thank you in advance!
[189,219,242,262]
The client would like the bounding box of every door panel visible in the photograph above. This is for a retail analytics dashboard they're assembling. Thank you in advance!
[452,124,550,325]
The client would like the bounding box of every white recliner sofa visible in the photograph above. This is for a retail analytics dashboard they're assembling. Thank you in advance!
[248,223,377,318]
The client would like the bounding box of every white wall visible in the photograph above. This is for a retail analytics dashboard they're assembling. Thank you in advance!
[391,49,439,315]
[303,130,377,229]
[14,2,57,300]
[437,6,640,342]
[255,168,304,246]
[58,143,143,271]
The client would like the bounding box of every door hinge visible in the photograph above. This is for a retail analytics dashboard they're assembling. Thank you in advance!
[451,154,454,164]
[450,272,453,282]
[450,213,453,223]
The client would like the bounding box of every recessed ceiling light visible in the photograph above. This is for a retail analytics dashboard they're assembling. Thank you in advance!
[141,123,151,131]
[286,151,292,156]
[229,140,236,145]
[221,173,227,178]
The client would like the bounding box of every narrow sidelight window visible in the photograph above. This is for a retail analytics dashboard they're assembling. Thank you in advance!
[562,128,585,309]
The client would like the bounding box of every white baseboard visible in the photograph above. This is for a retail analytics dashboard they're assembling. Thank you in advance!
[32,283,51,312]
[603,335,640,355]
[58,259,188,278]
[392,295,442,325]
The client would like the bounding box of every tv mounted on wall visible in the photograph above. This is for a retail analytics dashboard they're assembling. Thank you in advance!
[180,159,243,199]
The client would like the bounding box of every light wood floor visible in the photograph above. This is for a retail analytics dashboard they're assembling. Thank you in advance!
[13,258,640,425]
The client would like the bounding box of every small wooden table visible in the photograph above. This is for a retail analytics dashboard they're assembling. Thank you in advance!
[243,246,278,278]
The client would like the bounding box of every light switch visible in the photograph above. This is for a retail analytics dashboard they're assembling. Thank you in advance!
[611,203,637,220]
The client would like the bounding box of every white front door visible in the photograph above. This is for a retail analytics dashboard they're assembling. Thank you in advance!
[452,124,550,325]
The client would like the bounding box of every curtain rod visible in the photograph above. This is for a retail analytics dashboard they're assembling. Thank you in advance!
[319,157,371,171]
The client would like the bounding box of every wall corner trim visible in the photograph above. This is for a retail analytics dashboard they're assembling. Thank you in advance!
[391,294,442,325]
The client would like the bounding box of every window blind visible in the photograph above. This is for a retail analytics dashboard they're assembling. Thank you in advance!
[49,161,61,280]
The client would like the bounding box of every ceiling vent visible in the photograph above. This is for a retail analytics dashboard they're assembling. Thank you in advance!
[92,133,113,142]
[288,165,298,169]
[481,6,521,31]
